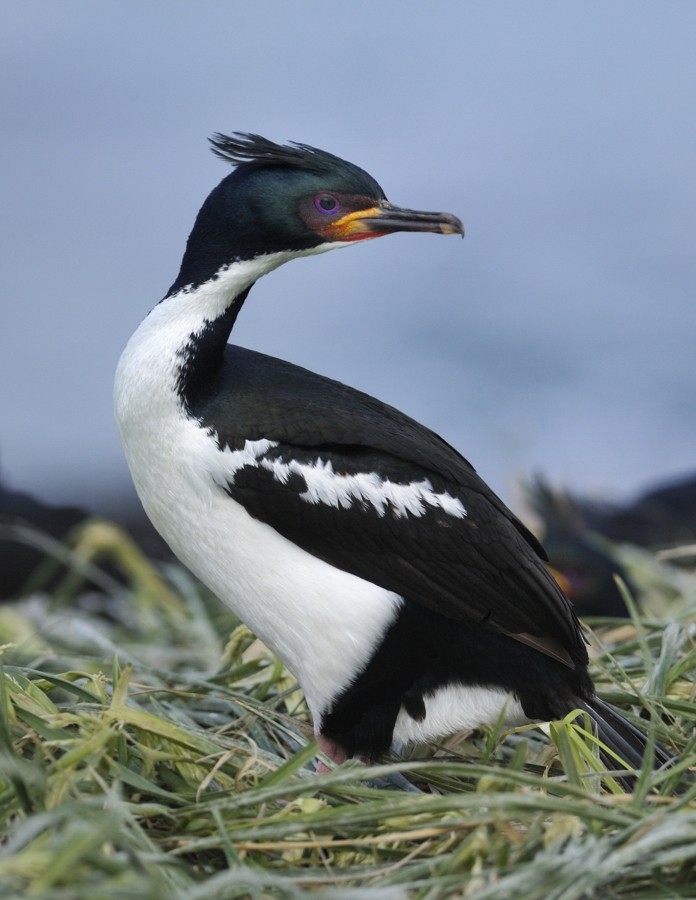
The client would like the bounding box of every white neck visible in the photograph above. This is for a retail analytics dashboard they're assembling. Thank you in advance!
[124,243,349,367]
[140,253,300,352]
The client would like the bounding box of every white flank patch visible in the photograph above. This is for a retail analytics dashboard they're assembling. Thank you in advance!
[114,254,403,721]
[243,448,466,520]
[393,684,527,745]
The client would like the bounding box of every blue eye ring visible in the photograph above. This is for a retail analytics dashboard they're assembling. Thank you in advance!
[314,193,340,215]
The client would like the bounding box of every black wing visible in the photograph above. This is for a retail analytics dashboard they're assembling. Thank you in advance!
[192,346,588,667]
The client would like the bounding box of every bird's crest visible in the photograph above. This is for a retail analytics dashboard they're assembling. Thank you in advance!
[209,132,362,178]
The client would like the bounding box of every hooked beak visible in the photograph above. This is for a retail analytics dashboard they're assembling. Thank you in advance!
[325,202,465,242]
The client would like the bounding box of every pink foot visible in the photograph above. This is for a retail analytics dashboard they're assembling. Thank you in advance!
[316,734,348,772]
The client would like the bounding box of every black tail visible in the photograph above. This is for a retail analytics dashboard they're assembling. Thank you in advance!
[582,696,675,788]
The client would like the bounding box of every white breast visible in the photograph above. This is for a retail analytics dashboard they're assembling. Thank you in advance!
[113,258,402,723]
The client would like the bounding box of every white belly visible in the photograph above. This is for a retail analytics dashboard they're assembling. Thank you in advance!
[156,454,402,723]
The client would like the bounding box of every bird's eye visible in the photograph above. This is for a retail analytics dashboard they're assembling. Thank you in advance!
[314,193,340,215]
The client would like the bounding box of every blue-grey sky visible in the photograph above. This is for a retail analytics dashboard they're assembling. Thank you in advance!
[2,1,695,516]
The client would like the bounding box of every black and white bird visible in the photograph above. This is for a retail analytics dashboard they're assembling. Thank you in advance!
[115,133,670,778]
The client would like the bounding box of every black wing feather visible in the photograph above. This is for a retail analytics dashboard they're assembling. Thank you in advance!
[193,346,587,665]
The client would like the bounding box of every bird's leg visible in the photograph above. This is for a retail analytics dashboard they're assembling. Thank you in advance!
[315,734,348,772]
[315,733,420,792]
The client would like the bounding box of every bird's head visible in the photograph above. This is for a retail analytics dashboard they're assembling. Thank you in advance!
[170,133,463,292]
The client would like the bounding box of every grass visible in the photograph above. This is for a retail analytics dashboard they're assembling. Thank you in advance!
[0,519,694,899]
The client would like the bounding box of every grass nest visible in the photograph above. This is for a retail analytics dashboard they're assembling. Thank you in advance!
[0,519,694,898]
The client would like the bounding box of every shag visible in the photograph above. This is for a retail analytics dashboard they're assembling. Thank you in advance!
[115,133,670,779]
